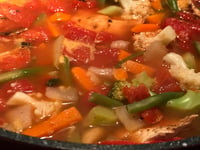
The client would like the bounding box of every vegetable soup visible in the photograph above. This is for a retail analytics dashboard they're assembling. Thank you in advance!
[0,0,200,145]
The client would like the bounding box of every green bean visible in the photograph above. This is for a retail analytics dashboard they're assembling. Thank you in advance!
[126,92,185,113]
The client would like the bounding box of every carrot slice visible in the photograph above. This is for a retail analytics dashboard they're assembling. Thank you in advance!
[47,21,61,37]
[113,68,128,81]
[22,107,82,137]
[131,24,160,33]
[71,67,97,91]
[122,60,155,76]
[49,12,71,22]
[151,0,163,11]
[118,50,131,61]
[146,13,165,24]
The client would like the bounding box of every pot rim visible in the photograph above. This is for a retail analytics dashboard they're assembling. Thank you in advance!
[0,128,200,150]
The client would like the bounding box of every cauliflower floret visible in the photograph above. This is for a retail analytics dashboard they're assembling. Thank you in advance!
[163,52,200,89]
[118,0,154,20]
[133,31,160,51]
[7,92,62,119]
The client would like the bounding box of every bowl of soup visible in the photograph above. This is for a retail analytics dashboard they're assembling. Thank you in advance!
[0,0,200,149]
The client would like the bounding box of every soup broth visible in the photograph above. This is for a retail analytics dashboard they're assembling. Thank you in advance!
[0,0,200,145]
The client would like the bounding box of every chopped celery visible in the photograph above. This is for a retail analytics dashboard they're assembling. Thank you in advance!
[132,72,154,88]
[98,5,123,16]
[86,105,118,126]
[166,90,200,112]
[182,52,196,69]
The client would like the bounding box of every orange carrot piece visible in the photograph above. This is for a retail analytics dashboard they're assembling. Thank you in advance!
[47,21,61,37]
[49,12,71,22]
[118,50,131,61]
[22,107,82,137]
[131,24,160,33]
[146,13,165,24]
[151,0,163,11]
[71,67,97,91]
[122,60,155,76]
[113,68,128,81]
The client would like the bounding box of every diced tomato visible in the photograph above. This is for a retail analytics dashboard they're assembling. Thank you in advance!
[0,48,31,72]
[0,1,42,32]
[162,17,200,53]
[95,31,117,44]
[140,108,163,124]
[19,27,50,45]
[90,46,120,67]
[99,140,137,145]
[152,68,182,94]
[0,79,34,99]
[123,84,150,103]
[65,46,91,66]
[62,21,96,43]
[0,79,34,112]
[46,0,73,13]
[72,0,97,10]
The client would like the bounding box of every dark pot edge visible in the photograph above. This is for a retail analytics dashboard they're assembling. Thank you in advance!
[0,128,200,150]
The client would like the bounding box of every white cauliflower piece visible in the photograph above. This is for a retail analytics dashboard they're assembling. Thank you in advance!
[119,0,153,20]
[7,92,61,119]
[163,52,200,89]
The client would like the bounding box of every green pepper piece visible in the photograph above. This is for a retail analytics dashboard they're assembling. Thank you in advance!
[126,92,185,113]
[0,67,44,84]
[86,105,118,126]
[89,93,123,107]
[166,90,200,112]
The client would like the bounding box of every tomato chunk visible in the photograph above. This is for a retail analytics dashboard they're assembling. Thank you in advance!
[140,108,163,124]
[0,48,31,72]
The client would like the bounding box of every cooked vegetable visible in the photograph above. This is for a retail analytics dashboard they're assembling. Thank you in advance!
[115,106,145,131]
[71,67,97,91]
[132,72,154,88]
[109,80,131,101]
[58,56,72,86]
[194,41,200,55]
[98,5,123,16]
[115,51,144,68]
[131,24,160,33]
[22,107,82,137]
[89,93,123,107]
[0,67,44,84]
[113,68,128,81]
[122,60,156,76]
[165,0,179,12]
[182,52,196,69]
[163,52,200,89]
[126,92,185,113]
[86,105,118,126]
[167,90,200,112]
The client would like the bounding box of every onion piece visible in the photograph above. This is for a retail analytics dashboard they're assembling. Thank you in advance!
[111,40,130,50]
[53,35,65,69]
[115,106,145,132]
[88,67,113,78]
[45,86,79,102]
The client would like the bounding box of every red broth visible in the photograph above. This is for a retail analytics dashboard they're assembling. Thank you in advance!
[0,0,200,145]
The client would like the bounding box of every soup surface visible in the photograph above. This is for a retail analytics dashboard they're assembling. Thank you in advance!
[0,0,200,145]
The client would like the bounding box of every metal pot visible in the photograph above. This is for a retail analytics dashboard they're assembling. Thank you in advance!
[0,128,199,150]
